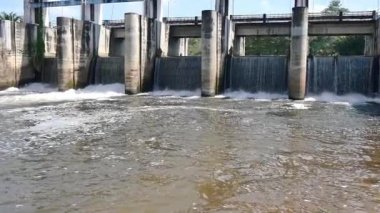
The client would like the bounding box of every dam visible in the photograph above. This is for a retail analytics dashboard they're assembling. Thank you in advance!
[0,0,379,100]
[1,1,380,212]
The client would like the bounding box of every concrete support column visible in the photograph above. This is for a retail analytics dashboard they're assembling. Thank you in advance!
[201,10,218,97]
[57,17,74,91]
[168,38,188,56]
[289,7,308,100]
[124,13,141,94]
[144,0,163,21]
[364,36,375,56]
[215,0,230,17]
[81,3,103,25]
[233,37,245,56]
[24,0,49,26]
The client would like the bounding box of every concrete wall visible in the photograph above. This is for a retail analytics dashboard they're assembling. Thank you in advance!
[0,20,37,89]
[57,17,110,91]
[44,27,57,57]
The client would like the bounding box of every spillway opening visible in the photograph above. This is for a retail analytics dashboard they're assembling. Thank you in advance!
[154,56,201,91]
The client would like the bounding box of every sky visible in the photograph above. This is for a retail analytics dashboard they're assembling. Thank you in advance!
[1,0,379,24]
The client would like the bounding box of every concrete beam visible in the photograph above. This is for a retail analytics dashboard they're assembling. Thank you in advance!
[234,21,375,36]
[31,0,143,8]
[170,25,202,38]
[309,22,375,36]
[235,23,291,37]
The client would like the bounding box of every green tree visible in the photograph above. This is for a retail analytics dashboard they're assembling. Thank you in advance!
[188,38,201,56]
[322,0,349,14]
[245,37,290,56]
[310,0,364,56]
[0,12,22,22]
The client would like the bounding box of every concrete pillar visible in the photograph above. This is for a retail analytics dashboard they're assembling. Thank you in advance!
[57,17,74,91]
[124,13,141,94]
[168,38,188,56]
[376,19,380,55]
[81,3,103,25]
[289,6,309,100]
[364,36,375,56]
[201,10,218,97]
[215,0,230,17]
[24,0,49,26]
[144,0,163,21]
[233,37,245,56]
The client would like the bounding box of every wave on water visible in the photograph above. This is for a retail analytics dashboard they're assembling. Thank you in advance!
[0,83,125,105]
[306,92,380,105]
[150,89,201,98]
[221,91,288,101]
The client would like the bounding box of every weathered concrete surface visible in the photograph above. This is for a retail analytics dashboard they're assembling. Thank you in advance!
[289,7,308,100]
[57,17,110,91]
[144,0,163,21]
[57,17,74,91]
[364,35,375,56]
[0,20,36,89]
[124,13,141,94]
[168,38,188,56]
[24,0,49,26]
[201,10,218,97]
[81,3,103,25]
[233,37,245,56]
[44,27,57,57]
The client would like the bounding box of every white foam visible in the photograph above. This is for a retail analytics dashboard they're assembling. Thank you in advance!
[222,91,287,101]
[150,89,201,98]
[306,92,380,105]
[290,103,310,110]
[0,83,125,106]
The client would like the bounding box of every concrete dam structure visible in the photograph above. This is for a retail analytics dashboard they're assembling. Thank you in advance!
[0,0,379,100]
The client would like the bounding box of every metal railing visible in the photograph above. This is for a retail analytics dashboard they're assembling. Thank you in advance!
[232,11,376,23]
[103,11,377,27]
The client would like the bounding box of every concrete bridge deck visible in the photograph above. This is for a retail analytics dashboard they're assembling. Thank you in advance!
[108,11,378,38]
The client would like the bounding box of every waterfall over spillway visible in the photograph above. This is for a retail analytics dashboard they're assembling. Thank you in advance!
[228,56,288,93]
[308,56,375,95]
[95,57,124,84]
[154,57,201,91]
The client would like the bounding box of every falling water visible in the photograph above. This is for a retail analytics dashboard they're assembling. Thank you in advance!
[228,56,288,93]
[94,57,124,84]
[154,56,201,91]
[308,56,375,95]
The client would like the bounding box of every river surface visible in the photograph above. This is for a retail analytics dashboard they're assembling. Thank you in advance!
[0,84,379,212]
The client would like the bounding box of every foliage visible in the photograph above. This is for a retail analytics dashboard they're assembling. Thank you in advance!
[245,37,290,56]
[310,0,364,56]
[0,12,22,22]
[188,38,201,56]
[322,0,349,14]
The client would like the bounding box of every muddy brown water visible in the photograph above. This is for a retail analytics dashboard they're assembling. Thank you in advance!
[0,93,379,212]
